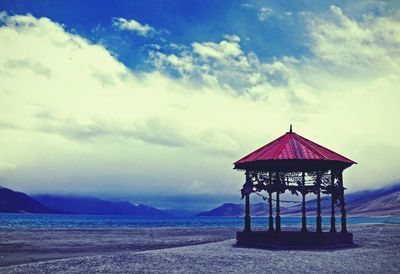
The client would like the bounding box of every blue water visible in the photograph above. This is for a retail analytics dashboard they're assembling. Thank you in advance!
[0,213,399,229]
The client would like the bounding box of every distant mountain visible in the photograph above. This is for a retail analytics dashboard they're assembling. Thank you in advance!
[287,182,400,217]
[347,182,400,213]
[33,195,172,216]
[196,203,288,217]
[349,191,400,216]
[198,182,400,217]
[197,203,244,217]
[345,183,400,216]
[0,187,64,214]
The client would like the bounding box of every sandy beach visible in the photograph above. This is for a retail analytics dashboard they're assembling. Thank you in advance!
[1,223,399,273]
[0,227,236,267]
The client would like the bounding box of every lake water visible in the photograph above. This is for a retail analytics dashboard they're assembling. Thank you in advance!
[1,213,399,229]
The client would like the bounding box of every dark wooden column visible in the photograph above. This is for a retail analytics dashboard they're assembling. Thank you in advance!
[244,171,251,232]
[316,172,322,233]
[244,193,251,232]
[268,172,274,232]
[276,191,281,232]
[275,173,281,232]
[268,191,274,232]
[338,171,348,233]
[330,170,336,233]
[301,171,307,232]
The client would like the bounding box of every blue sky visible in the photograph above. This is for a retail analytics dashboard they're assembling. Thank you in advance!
[1,0,311,67]
[0,1,399,210]
[4,0,393,69]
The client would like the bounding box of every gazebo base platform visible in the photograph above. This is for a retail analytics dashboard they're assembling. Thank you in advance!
[237,231,354,249]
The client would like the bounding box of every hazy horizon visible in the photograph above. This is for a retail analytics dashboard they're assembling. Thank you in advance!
[3,178,399,212]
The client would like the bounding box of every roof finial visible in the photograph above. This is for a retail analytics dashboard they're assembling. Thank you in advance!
[289,124,292,133]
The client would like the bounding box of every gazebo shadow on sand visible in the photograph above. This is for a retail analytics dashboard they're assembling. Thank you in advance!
[234,126,356,249]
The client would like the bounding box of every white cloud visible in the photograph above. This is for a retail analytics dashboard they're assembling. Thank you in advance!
[307,5,400,72]
[112,17,155,37]
[258,7,274,21]
[0,9,399,201]
[149,35,298,98]
[192,35,243,60]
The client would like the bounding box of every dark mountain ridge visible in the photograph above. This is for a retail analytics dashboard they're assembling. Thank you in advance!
[0,186,172,216]
[197,203,288,217]
[0,187,65,214]
[286,181,400,216]
[32,194,172,216]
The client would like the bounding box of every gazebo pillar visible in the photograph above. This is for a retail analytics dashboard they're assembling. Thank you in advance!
[330,170,336,233]
[268,191,274,231]
[244,193,251,232]
[338,171,348,233]
[268,172,274,232]
[244,171,251,232]
[316,172,322,233]
[301,171,307,232]
[276,190,281,232]
[275,172,281,232]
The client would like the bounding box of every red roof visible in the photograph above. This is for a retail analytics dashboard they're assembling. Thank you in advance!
[235,130,356,166]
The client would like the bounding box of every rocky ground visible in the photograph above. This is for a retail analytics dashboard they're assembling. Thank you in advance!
[1,223,399,273]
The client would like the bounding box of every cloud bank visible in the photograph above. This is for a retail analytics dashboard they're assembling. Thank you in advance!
[0,6,399,208]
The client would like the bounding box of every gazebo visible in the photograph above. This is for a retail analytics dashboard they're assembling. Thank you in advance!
[234,126,356,248]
